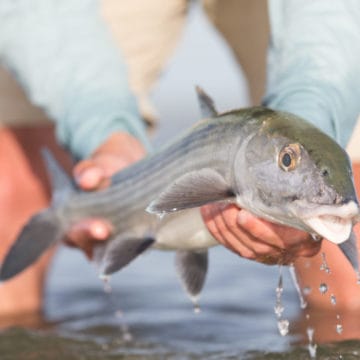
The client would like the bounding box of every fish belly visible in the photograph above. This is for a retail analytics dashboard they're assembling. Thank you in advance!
[154,208,218,251]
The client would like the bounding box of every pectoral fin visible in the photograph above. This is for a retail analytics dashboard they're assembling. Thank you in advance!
[175,250,208,298]
[0,210,62,281]
[339,230,359,273]
[100,235,155,276]
[146,168,234,215]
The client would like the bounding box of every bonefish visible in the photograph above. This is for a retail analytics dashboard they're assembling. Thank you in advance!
[1,87,359,300]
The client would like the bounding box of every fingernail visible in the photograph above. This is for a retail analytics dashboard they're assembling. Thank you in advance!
[91,222,109,240]
[237,210,250,225]
[77,168,103,189]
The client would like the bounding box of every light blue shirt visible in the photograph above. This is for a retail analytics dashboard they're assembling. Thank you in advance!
[265,0,360,147]
[0,0,150,160]
[1,0,359,159]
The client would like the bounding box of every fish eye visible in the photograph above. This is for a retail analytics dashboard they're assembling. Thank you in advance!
[278,144,301,172]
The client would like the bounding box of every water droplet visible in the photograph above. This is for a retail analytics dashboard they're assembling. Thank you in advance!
[123,332,133,342]
[336,324,343,334]
[306,327,317,358]
[99,274,112,293]
[330,294,337,305]
[277,319,289,336]
[194,304,201,314]
[274,267,284,318]
[311,233,322,242]
[289,265,307,309]
[303,286,312,295]
[274,303,284,317]
[337,314,341,320]
[306,313,310,320]
[190,296,201,314]
[308,343,317,359]
[320,252,331,274]
[307,326,315,341]
[319,283,328,294]
[274,266,289,335]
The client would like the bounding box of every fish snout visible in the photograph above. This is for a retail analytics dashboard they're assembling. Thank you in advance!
[334,193,359,207]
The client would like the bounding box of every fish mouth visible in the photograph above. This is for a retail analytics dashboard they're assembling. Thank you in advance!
[294,201,359,244]
[303,215,352,244]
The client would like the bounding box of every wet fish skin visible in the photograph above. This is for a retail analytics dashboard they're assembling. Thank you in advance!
[0,89,359,300]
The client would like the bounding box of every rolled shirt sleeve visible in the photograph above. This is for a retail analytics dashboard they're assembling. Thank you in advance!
[0,0,150,159]
[265,0,360,147]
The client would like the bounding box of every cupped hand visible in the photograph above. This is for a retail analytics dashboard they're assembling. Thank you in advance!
[201,203,322,265]
[64,132,146,259]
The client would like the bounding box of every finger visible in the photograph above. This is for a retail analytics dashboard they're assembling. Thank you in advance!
[201,204,253,258]
[73,160,107,191]
[237,210,310,248]
[219,206,284,256]
[212,205,257,259]
[202,204,280,260]
[66,219,111,243]
[64,219,111,259]
[237,211,322,262]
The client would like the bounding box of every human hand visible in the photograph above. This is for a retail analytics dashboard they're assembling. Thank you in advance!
[64,132,146,259]
[201,203,322,265]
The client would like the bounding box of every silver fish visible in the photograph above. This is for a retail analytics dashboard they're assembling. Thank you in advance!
[1,87,359,299]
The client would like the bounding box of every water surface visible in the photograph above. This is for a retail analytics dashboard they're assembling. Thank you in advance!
[2,248,359,359]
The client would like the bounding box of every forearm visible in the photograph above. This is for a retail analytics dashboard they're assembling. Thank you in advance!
[265,0,360,147]
[0,0,150,159]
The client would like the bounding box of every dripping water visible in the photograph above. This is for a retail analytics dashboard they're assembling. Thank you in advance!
[307,326,317,358]
[98,275,133,342]
[274,266,289,336]
[330,294,337,306]
[336,314,343,336]
[99,274,112,294]
[320,252,331,274]
[319,283,328,294]
[190,296,201,314]
[288,264,307,309]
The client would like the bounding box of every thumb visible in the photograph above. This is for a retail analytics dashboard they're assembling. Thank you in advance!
[73,159,107,191]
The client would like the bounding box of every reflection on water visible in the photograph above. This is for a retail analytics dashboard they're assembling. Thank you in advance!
[2,327,360,360]
[1,247,360,359]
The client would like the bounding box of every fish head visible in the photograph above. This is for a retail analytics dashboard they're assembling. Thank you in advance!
[235,110,359,244]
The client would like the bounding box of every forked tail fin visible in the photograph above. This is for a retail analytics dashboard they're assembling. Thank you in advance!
[0,210,63,281]
[0,149,73,281]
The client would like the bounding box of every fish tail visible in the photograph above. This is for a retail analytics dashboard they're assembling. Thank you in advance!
[0,209,63,281]
[0,149,73,281]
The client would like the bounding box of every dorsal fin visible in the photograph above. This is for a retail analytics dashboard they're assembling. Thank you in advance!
[195,86,218,118]
[41,148,76,206]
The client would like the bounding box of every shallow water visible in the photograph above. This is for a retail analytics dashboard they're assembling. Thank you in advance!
[2,247,359,359]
